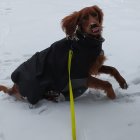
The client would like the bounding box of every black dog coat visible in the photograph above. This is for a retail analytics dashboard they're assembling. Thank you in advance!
[11,34,104,104]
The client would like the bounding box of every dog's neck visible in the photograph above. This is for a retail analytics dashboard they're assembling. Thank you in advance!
[77,30,102,40]
[67,30,103,41]
[67,30,105,53]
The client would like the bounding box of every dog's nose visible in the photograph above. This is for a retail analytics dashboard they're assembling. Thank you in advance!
[90,23,98,29]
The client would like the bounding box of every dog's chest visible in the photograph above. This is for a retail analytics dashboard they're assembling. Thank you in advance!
[70,44,102,78]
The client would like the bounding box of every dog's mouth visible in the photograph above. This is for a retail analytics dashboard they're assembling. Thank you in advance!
[90,23,102,35]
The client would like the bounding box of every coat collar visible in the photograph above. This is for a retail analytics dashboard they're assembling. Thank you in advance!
[68,30,104,44]
[67,30,105,50]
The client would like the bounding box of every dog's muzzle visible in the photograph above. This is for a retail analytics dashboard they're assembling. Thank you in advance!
[90,23,98,29]
[90,23,102,34]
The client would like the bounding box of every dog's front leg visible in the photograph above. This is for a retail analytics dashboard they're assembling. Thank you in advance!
[98,65,128,89]
[87,76,116,99]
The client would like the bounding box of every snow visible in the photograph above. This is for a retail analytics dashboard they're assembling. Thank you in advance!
[0,0,140,140]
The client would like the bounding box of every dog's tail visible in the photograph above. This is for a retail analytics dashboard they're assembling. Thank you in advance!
[0,84,19,95]
[0,84,22,100]
[0,85,11,94]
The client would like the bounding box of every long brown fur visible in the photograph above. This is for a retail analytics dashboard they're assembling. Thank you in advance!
[0,5,128,101]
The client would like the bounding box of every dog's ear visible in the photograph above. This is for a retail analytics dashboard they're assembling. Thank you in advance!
[92,5,103,25]
[61,11,80,36]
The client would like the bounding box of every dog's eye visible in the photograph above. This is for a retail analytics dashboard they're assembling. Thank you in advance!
[83,15,89,20]
[91,12,98,17]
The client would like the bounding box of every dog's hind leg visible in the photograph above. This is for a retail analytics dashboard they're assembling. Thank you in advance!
[98,65,128,89]
[87,76,116,99]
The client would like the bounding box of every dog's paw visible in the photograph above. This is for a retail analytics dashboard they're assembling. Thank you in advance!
[120,82,128,89]
[107,92,116,100]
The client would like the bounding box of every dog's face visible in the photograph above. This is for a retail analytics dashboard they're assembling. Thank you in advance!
[78,7,102,36]
[62,5,103,37]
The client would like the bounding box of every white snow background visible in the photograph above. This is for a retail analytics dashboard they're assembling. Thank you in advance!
[0,0,140,140]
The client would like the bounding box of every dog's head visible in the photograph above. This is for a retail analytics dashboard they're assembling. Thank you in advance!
[61,5,103,38]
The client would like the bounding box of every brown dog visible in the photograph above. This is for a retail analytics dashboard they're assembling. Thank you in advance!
[0,5,128,104]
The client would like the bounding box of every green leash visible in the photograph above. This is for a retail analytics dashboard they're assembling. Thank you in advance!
[68,49,77,140]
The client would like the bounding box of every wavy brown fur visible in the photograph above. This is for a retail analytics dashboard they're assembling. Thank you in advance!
[61,5,103,37]
[89,54,106,76]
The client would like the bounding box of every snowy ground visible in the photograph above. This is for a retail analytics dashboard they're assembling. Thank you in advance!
[0,0,140,140]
